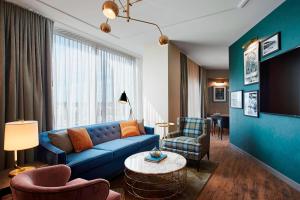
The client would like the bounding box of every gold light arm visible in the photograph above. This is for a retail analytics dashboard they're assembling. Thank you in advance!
[129,0,142,6]
[117,15,163,35]
[100,0,168,44]
[118,0,126,10]
[126,0,130,22]
[118,0,142,10]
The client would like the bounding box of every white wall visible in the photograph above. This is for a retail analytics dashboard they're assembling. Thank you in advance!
[143,44,168,137]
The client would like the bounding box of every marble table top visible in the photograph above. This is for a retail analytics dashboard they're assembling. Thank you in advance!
[124,151,187,175]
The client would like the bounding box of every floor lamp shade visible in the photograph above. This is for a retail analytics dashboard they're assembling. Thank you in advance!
[119,91,128,103]
[4,121,39,151]
[118,91,133,119]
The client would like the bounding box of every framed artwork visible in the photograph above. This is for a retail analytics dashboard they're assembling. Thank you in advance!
[244,91,259,117]
[230,90,243,109]
[213,86,227,102]
[261,32,281,57]
[244,41,260,85]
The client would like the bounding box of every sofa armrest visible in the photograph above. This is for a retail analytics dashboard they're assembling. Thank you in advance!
[197,133,207,144]
[145,126,154,135]
[37,142,66,165]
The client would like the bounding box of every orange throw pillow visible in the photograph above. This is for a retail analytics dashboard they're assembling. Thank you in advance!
[67,128,93,153]
[120,120,140,138]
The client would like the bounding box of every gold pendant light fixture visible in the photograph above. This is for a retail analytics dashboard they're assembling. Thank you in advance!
[100,0,169,45]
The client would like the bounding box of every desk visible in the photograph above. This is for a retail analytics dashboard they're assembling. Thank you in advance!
[0,162,47,198]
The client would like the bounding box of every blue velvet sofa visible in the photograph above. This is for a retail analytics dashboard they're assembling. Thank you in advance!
[37,122,159,180]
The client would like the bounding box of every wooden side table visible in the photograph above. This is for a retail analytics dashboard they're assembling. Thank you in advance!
[155,122,175,139]
[0,162,47,198]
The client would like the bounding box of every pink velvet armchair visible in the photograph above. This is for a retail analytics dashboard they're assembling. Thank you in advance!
[10,165,121,200]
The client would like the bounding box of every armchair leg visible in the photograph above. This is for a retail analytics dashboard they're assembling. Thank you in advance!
[221,128,223,140]
[207,151,210,160]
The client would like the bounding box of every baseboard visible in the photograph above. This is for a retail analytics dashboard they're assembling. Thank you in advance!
[230,143,300,192]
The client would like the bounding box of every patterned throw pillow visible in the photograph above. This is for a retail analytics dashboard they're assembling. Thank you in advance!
[120,120,140,138]
[138,119,146,135]
[48,131,74,153]
[67,128,93,153]
[181,118,202,138]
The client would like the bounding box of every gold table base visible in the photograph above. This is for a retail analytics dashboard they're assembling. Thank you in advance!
[9,166,36,177]
[124,168,187,199]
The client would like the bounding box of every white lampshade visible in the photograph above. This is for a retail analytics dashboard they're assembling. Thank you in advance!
[4,121,39,151]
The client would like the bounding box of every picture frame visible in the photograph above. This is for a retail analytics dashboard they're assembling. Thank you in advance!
[261,32,281,57]
[213,86,227,102]
[244,41,260,85]
[244,91,259,117]
[230,90,243,109]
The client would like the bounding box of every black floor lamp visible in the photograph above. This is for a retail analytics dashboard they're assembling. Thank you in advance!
[119,91,133,120]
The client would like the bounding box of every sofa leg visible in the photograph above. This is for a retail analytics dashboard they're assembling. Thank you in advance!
[197,161,200,172]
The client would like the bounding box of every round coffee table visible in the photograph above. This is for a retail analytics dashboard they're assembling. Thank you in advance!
[124,151,187,199]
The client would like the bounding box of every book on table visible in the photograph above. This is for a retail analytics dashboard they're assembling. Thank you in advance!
[144,154,167,163]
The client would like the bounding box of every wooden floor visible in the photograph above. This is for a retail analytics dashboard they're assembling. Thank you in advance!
[198,133,300,200]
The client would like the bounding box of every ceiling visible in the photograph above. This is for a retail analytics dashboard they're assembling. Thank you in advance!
[7,0,285,69]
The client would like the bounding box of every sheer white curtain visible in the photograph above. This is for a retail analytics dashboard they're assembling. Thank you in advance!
[187,59,201,117]
[52,33,141,129]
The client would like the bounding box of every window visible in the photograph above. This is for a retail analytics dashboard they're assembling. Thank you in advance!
[52,33,142,129]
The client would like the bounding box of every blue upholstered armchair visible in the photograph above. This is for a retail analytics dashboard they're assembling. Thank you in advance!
[161,117,210,171]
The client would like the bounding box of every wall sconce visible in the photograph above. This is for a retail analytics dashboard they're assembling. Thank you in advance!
[213,81,226,86]
[212,78,228,86]
[242,37,259,50]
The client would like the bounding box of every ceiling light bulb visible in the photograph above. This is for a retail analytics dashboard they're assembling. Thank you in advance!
[100,23,111,33]
[102,1,119,19]
[159,35,169,45]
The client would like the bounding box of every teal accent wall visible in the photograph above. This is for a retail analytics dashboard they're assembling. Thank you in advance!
[229,0,300,184]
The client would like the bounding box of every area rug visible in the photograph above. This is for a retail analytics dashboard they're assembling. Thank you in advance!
[110,160,218,200]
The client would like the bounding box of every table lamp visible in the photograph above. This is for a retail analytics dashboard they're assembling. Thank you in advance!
[119,91,133,120]
[4,121,39,177]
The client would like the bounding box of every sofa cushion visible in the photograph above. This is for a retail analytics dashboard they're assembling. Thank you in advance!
[48,131,74,153]
[120,120,140,138]
[67,149,113,175]
[180,118,203,138]
[86,122,121,145]
[123,135,160,148]
[93,139,139,158]
[137,119,146,135]
[68,128,93,152]
[162,136,201,153]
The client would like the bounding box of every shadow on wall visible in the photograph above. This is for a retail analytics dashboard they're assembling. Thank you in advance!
[143,97,165,138]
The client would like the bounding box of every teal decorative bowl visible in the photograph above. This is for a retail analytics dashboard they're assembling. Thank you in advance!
[150,147,162,158]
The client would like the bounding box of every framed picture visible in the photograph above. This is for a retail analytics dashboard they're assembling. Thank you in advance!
[230,90,243,109]
[213,86,227,102]
[244,91,259,117]
[244,41,260,85]
[261,32,281,57]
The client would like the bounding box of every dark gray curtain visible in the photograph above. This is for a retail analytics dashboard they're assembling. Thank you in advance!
[0,0,54,169]
[199,67,208,118]
[180,53,188,117]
